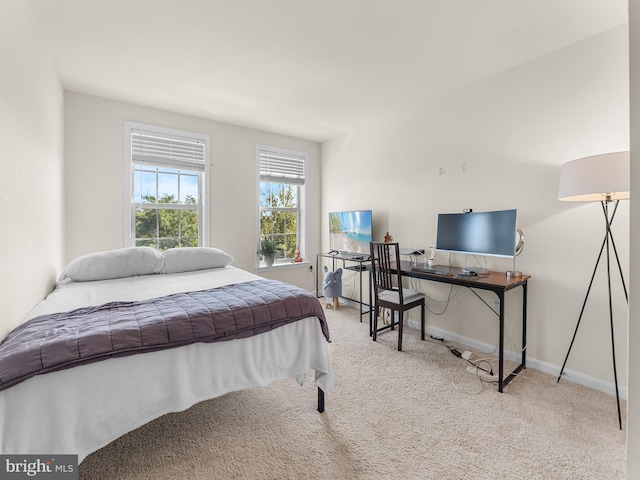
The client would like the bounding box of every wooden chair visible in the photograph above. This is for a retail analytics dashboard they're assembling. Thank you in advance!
[370,242,426,351]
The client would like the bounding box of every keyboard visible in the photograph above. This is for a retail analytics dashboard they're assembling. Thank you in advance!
[347,254,370,261]
[409,265,450,276]
[328,251,370,261]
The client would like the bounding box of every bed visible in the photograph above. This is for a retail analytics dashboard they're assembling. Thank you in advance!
[0,247,333,462]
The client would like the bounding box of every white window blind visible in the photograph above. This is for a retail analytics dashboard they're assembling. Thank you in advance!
[259,150,305,185]
[124,121,210,249]
[131,129,206,171]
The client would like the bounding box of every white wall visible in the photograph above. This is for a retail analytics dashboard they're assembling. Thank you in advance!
[0,0,64,340]
[64,92,320,291]
[322,25,629,394]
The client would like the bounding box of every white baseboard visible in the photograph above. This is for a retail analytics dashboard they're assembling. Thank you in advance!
[417,322,627,400]
[345,298,627,400]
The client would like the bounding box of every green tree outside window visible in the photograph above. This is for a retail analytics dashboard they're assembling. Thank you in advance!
[135,193,199,250]
[259,182,299,260]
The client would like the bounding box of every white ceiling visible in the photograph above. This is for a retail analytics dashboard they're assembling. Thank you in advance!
[29,0,628,142]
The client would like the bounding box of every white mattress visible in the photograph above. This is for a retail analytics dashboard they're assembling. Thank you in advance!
[0,266,333,462]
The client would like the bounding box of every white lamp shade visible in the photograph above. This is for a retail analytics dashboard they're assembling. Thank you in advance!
[558,151,630,201]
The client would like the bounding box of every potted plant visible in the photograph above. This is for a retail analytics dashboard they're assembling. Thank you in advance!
[258,236,281,267]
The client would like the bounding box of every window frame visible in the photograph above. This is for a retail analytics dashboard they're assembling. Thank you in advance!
[124,121,210,249]
[257,145,308,268]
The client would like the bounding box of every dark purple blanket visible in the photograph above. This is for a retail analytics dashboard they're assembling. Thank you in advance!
[0,279,330,392]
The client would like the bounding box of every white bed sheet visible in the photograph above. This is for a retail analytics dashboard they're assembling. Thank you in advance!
[0,266,333,462]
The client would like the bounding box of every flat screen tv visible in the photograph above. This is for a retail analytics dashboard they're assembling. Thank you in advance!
[436,209,517,258]
[329,210,372,254]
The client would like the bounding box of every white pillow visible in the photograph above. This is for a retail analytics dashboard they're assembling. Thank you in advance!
[58,247,165,282]
[163,247,234,274]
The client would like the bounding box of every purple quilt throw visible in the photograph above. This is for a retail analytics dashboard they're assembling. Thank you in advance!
[0,279,330,392]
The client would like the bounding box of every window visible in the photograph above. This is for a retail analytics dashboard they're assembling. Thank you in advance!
[125,122,210,250]
[258,146,307,266]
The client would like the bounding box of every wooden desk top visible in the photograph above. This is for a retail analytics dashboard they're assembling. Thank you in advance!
[399,261,530,291]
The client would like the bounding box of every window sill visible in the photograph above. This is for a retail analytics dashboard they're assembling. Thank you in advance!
[256,260,311,272]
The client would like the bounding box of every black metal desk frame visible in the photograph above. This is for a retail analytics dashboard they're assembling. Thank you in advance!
[315,252,372,321]
[395,261,529,393]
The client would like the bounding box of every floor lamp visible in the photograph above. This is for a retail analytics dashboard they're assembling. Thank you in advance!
[556,151,630,430]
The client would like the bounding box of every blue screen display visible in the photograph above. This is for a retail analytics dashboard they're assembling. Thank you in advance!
[329,210,373,254]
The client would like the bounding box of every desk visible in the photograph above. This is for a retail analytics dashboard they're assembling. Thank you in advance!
[394,261,530,393]
[315,252,372,320]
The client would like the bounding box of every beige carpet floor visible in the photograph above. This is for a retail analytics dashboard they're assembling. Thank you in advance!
[79,306,626,479]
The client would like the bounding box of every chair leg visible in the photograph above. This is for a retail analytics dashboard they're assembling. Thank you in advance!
[373,306,379,342]
[421,303,425,341]
[398,310,403,351]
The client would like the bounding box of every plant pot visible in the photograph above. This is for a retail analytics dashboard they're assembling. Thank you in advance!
[263,255,275,267]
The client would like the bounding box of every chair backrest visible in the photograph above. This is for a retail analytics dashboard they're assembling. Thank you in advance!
[370,242,404,303]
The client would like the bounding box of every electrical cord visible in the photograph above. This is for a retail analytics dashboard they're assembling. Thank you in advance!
[428,335,495,376]
[425,284,459,316]
[423,333,522,386]
[450,347,494,376]
[406,276,460,316]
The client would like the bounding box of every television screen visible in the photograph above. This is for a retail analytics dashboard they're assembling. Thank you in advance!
[329,210,372,254]
[436,209,517,258]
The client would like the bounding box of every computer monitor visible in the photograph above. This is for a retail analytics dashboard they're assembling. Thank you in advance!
[436,209,517,258]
